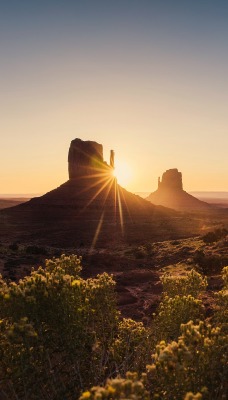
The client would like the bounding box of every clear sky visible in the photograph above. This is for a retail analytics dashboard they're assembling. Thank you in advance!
[1,0,228,194]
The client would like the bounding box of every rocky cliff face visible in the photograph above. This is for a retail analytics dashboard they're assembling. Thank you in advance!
[147,168,211,212]
[158,169,183,190]
[68,138,107,179]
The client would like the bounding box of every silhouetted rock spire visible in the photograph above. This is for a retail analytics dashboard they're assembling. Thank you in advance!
[110,150,115,169]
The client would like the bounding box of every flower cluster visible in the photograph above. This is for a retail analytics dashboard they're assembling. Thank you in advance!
[146,321,227,399]
[161,269,207,298]
[80,372,149,400]
[153,295,204,340]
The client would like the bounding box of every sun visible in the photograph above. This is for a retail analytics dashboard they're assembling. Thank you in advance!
[113,160,132,188]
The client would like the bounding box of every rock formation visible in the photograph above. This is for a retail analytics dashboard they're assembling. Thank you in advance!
[68,138,113,178]
[0,144,203,248]
[26,139,116,210]
[158,169,183,190]
[147,168,211,212]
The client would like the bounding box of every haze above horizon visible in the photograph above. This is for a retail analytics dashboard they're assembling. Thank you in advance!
[1,0,228,193]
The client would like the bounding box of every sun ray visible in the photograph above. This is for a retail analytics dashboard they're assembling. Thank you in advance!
[118,186,134,224]
[114,176,117,224]
[116,184,124,234]
[90,211,104,253]
[69,154,132,246]
[80,174,115,214]
[72,167,114,199]
[76,171,117,250]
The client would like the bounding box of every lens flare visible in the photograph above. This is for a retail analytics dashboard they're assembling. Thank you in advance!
[113,160,132,188]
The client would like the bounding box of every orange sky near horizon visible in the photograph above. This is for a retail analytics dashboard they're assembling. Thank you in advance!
[1,1,228,194]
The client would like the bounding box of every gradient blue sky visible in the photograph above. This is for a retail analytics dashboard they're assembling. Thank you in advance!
[1,0,228,193]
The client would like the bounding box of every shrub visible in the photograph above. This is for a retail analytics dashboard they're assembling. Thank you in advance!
[184,393,202,400]
[147,321,228,400]
[193,251,228,274]
[153,295,204,340]
[214,266,228,331]
[111,319,150,375]
[80,373,204,400]
[0,255,119,398]
[0,254,227,400]
[202,228,228,244]
[221,265,228,288]
[0,317,45,399]
[134,246,146,259]
[25,245,48,255]
[161,269,207,298]
[214,289,228,331]
[79,372,149,400]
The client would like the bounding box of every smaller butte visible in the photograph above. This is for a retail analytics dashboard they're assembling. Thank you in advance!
[146,168,211,212]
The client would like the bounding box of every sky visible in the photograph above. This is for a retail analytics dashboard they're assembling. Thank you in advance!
[1,0,228,194]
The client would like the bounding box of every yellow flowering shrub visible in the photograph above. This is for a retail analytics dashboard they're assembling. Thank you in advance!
[160,269,207,298]
[221,265,228,289]
[214,266,228,332]
[147,321,227,400]
[153,295,204,340]
[79,372,149,400]
[0,255,119,399]
[0,255,227,400]
[111,318,150,375]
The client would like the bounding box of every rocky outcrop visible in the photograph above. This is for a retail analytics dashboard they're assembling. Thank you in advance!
[68,138,112,179]
[158,169,183,190]
[147,169,211,212]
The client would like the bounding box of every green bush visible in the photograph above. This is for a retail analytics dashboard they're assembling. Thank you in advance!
[0,255,119,399]
[153,295,204,341]
[161,269,207,298]
[147,321,227,400]
[0,254,227,400]
[111,319,150,375]
[214,266,228,331]
[202,228,228,244]
[221,265,228,288]
[25,245,48,255]
[0,317,45,399]
[79,370,204,400]
[79,372,149,400]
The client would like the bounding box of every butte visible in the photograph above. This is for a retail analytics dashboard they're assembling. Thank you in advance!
[146,169,211,212]
[0,141,202,247]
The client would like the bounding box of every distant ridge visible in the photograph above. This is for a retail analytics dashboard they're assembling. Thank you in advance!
[146,169,212,212]
[0,198,28,210]
[191,192,228,203]
[0,194,40,198]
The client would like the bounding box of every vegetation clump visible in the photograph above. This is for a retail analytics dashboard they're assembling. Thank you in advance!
[0,255,227,399]
[80,372,149,400]
[160,269,207,298]
[147,321,227,399]
[202,228,227,244]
